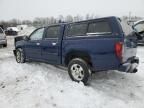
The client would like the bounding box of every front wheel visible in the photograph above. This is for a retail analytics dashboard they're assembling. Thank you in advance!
[15,48,25,63]
[68,58,91,85]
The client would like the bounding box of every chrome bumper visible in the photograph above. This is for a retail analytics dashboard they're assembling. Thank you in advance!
[119,57,139,73]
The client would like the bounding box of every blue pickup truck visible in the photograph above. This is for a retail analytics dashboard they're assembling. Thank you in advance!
[14,16,142,84]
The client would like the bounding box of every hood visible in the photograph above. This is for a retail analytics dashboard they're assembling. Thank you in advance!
[7,27,19,32]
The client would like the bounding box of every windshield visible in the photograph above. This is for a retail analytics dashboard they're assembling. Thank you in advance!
[134,21,144,33]
[0,27,3,33]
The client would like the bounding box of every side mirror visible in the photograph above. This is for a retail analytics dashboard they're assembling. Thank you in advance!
[24,36,29,41]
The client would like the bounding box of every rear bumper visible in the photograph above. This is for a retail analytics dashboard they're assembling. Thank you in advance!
[118,57,139,73]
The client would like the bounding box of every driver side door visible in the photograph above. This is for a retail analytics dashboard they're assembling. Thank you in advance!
[24,27,45,60]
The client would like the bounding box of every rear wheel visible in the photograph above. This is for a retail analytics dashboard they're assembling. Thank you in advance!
[15,48,25,63]
[68,58,91,85]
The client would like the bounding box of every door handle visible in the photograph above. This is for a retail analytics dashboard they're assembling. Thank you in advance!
[36,43,40,46]
[52,42,57,46]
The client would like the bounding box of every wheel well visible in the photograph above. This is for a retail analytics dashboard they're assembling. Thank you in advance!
[65,51,92,67]
[14,47,21,56]
[16,47,22,51]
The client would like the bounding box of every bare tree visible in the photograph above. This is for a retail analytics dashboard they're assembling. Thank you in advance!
[65,15,73,22]
[73,15,83,22]
[22,20,32,25]
[58,15,64,23]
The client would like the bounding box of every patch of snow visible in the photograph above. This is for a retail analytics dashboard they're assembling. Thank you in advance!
[0,37,144,108]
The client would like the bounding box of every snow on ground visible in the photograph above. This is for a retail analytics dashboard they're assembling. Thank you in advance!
[0,36,144,108]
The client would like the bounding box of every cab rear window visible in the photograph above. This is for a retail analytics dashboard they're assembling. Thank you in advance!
[88,21,112,34]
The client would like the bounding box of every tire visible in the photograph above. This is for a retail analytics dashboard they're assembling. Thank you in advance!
[68,58,91,85]
[15,48,25,63]
[3,44,7,47]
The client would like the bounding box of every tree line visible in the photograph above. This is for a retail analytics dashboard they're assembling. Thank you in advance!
[0,14,143,29]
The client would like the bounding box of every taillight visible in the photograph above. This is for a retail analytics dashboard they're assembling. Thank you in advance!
[115,42,123,60]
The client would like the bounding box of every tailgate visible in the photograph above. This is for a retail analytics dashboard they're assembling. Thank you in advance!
[120,21,137,62]
[123,33,137,62]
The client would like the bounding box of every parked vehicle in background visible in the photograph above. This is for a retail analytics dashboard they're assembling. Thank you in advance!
[18,26,36,36]
[13,16,143,84]
[5,27,19,36]
[17,25,28,31]
[133,20,144,45]
[0,27,7,47]
[0,25,4,30]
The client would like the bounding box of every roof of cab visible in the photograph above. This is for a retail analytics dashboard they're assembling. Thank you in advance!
[45,16,118,27]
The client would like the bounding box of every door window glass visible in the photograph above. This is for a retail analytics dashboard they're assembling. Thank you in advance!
[30,28,44,40]
[45,26,60,38]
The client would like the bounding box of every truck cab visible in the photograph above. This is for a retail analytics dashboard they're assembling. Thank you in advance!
[13,16,142,84]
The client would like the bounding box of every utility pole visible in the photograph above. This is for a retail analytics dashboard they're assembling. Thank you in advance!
[129,11,131,21]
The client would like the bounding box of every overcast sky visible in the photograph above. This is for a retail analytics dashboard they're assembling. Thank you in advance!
[0,0,144,21]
